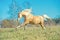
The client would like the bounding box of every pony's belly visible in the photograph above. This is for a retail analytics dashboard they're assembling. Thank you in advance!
[30,19,40,24]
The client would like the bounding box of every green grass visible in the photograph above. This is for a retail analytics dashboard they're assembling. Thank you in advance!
[0,26,60,40]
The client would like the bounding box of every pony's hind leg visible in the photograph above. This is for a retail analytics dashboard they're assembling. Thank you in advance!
[40,23,46,30]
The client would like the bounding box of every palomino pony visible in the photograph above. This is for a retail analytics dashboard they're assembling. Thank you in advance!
[16,8,51,29]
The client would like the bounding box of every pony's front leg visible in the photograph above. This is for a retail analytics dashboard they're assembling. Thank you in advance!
[16,21,29,28]
[21,21,29,30]
[15,24,21,30]
[15,22,27,30]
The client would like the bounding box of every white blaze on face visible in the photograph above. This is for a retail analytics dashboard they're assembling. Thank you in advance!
[20,14,22,18]
[18,14,22,21]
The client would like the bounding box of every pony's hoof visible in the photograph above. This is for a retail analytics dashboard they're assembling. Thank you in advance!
[43,27,46,30]
[17,25,21,28]
[15,25,21,30]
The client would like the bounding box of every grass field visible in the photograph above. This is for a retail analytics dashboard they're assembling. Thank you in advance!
[0,26,60,40]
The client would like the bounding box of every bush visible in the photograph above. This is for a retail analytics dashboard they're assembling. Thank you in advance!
[1,19,19,28]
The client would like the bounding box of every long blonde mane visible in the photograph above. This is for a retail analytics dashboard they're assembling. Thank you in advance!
[21,8,32,14]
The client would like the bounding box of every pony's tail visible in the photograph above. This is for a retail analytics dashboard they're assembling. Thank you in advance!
[42,14,51,20]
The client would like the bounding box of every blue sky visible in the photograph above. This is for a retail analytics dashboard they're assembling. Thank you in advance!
[0,0,60,20]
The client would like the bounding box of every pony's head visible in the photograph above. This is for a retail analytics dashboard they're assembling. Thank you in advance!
[17,13,22,22]
[17,8,32,22]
